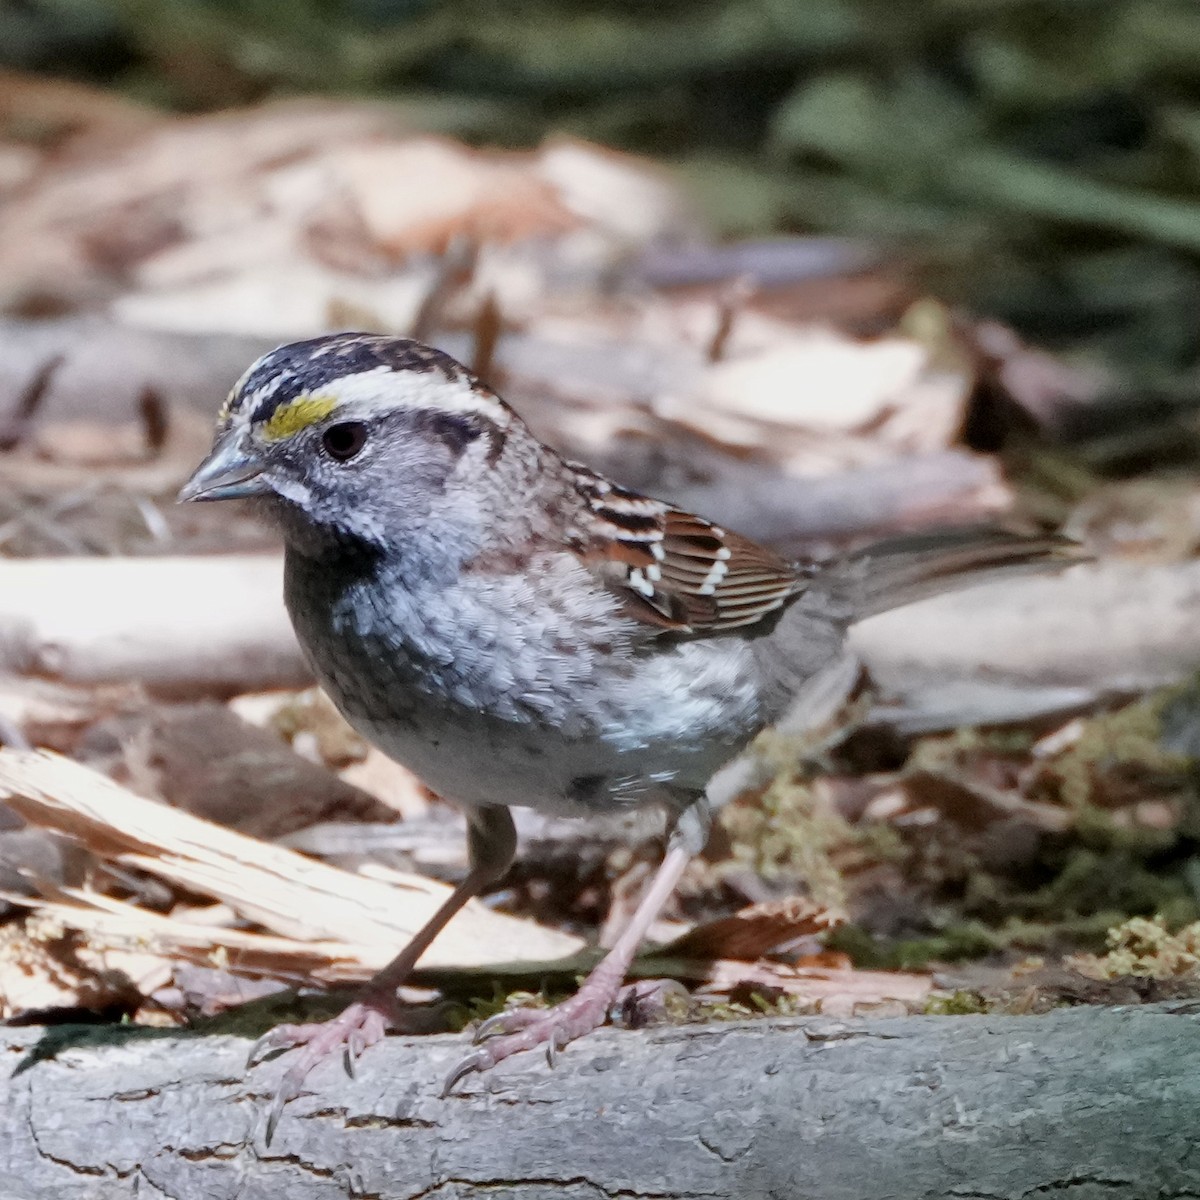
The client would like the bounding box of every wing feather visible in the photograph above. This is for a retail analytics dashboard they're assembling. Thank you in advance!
[568,465,805,635]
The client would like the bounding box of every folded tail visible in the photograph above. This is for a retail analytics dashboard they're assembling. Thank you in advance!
[812,526,1086,624]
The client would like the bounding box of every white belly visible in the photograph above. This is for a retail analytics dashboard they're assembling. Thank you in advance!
[324,635,761,816]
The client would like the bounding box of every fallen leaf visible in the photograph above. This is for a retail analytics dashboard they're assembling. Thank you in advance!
[659,896,844,962]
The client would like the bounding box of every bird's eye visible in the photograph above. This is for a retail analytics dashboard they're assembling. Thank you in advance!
[321,421,368,462]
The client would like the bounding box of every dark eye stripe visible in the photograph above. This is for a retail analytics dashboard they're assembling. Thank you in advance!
[407,409,507,461]
[427,412,482,453]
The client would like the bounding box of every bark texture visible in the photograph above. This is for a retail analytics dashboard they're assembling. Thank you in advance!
[2,1005,1198,1200]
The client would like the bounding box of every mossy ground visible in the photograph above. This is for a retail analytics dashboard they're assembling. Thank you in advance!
[720,683,1200,978]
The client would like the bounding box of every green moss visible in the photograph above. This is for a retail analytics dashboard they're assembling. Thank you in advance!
[906,725,1036,770]
[724,687,1200,974]
[1010,846,1194,924]
[441,985,553,1033]
[699,991,812,1022]
[720,775,851,909]
[719,722,890,912]
[828,921,1000,970]
[924,990,988,1016]
[830,912,1125,971]
[1035,694,1191,815]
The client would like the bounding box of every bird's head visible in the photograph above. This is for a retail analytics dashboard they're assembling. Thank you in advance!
[179,333,522,557]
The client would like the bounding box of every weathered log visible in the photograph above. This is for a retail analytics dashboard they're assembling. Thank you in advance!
[0,556,304,696]
[1,1004,1196,1199]
[850,557,1200,730]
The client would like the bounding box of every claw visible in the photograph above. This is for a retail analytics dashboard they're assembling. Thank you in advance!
[443,1048,490,1097]
[262,1056,318,1144]
[472,1012,508,1044]
[264,1060,311,1145]
[473,1008,540,1044]
[247,1035,270,1070]
[345,1024,369,1075]
[265,1089,287,1146]
[247,1023,297,1069]
[451,983,618,1093]
[548,1024,571,1069]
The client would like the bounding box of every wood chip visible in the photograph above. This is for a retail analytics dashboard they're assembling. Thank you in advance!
[6,892,399,986]
[0,749,582,969]
[686,959,931,1010]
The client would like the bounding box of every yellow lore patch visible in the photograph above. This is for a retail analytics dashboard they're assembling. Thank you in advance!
[260,395,338,441]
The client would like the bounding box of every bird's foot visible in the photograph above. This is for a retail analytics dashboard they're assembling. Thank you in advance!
[445,974,622,1094]
[248,996,397,1143]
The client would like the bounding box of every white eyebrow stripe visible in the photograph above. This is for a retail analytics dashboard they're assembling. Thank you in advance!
[314,368,514,427]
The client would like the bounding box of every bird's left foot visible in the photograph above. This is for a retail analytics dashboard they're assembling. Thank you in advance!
[444,977,620,1094]
[248,997,397,1143]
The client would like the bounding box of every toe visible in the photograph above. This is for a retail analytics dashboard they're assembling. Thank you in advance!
[251,1002,394,1142]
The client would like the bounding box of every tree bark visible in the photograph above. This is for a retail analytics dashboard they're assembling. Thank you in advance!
[2,1004,1197,1200]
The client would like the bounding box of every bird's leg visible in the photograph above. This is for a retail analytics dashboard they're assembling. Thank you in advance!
[444,796,712,1093]
[250,805,516,1142]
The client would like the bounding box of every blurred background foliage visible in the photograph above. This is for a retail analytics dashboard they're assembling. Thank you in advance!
[6,0,1200,397]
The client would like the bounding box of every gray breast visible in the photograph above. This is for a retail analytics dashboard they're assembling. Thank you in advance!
[283,549,792,815]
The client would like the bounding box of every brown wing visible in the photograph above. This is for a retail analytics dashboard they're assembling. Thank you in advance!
[568,466,807,634]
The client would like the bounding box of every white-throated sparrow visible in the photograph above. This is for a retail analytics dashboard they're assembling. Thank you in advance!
[180,332,1074,1136]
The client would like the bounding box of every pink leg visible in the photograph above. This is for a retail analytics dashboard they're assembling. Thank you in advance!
[250,806,515,1142]
[444,842,692,1094]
